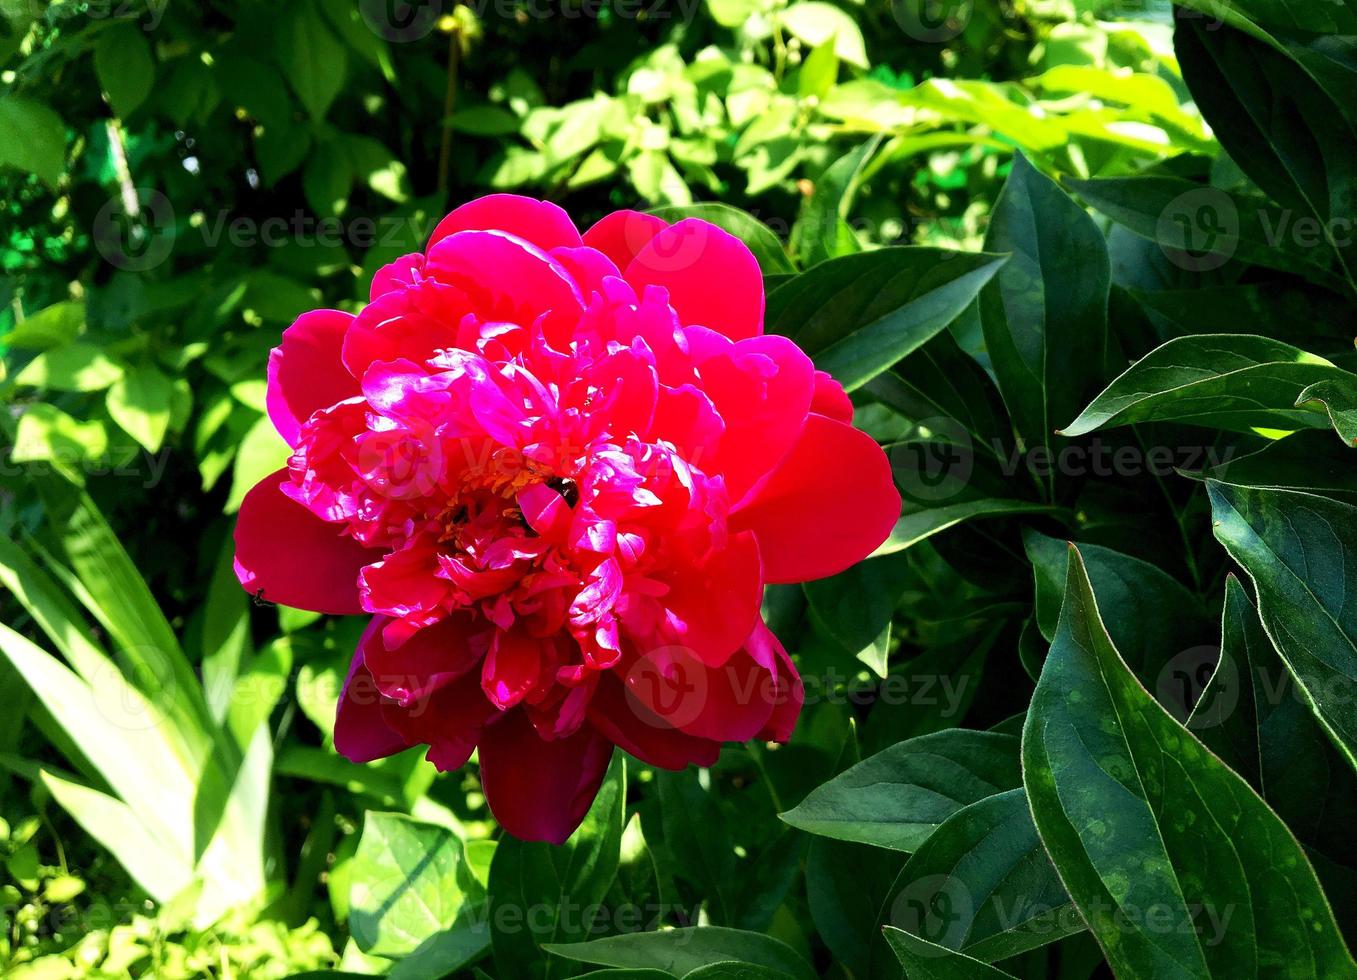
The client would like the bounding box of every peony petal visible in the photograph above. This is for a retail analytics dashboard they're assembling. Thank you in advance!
[657,530,763,667]
[266,309,359,447]
[623,219,763,341]
[361,613,482,705]
[731,414,901,584]
[696,334,815,504]
[810,370,854,424]
[234,469,378,615]
[382,669,496,773]
[582,209,669,271]
[334,637,408,763]
[587,674,721,770]
[751,623,803,741]
[623,642,775,744]
[481,628,543,709]
[369,253,425,301]
[426,194,583,252]
[478,710,614,844]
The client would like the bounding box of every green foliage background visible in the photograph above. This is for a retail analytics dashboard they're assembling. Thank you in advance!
[4,0,1357,978]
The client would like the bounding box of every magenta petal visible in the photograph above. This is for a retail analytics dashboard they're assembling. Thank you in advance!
[582,209,669,271]
[382,670,495,773]
[478,710,614,844]
[623,219,764,341]
[233,469,378,615]
[732,414,901,584]
[426,194,583,252]
[266,309,359,447]
[624,642,775,744]
[334,634,408,763]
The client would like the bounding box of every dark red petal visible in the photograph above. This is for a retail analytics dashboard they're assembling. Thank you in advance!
[425,194,583,252]
[731,414,901,584]
[478,710,614,844]
[382,670,496,773]
[659,530,763,666]
[582,209,670,271]
[233,469,378,615]
[623,219,763,341]
[810,370,854,424]
[361,614,482,705]
[586,674,721,771]
[334,638,408,763]
[266,309,359,447]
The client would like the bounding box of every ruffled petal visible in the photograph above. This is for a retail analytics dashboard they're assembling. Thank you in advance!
[233,469,378,615]
[426,194,583,252]
[622,641,775,744]
[582,209,669,271]
[478,710,614,844]
[362,613,483,705]
[731,414,900,584]
[752,623,803,741]
[334,638,408,763]
[266,309,359,447]
[623,219,763,341]
[382,669,496,772]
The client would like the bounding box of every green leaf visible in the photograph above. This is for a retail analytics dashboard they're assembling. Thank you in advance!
[488,754,625,977]
[778,3,868,69]
[1022,531,1214,703]
[803,551,908,678]
[1207,481,1357,770]
[1022,545,1355,978]
[882,928,1019,979]
[1068,173,1347,292]
[1061,334,1357,440]
[3,301,84,350]
[647,203,795,276]
[887,789,1082,962]
[805,836,904,977]
[1176,17,1357,291]
[94,23,155,117]
[15,343,124,392]
[657,767,737,924]
[1198,430,1357,505]
[278,0,347,121]
[980,153,1109,489]
[543,928,815,980]
[106,365,174,452]
[1193,577,1357,941]
[0,96,66,188]
[872,501,1061,558]
[12,404,108,478]
[790,137,879,267]
[348,812,486,959]
[768,248,1006,392]
[1297,378,1357,446]
[797,40,839,100]
[779,730,1021,852]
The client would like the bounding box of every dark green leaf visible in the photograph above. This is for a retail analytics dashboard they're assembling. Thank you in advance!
[779,730,1021,852]
[768,248,1006,392]
[542,927,815,980]
[882,927,1019,979]
[1022,545,1355,978]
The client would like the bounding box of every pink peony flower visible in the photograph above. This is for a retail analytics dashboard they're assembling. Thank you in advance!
[233,195,900,843]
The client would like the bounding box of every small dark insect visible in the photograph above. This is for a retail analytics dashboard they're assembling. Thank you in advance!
[252,589,275,608]
[546,476,580,508]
